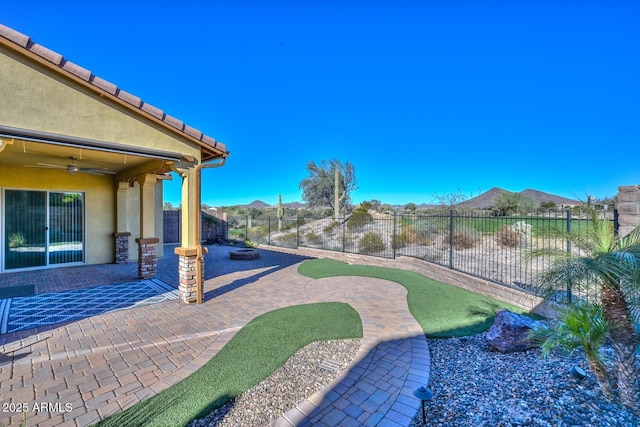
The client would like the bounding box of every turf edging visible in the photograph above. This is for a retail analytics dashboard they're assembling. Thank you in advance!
[298,258,530,338]
[96,302,362,427]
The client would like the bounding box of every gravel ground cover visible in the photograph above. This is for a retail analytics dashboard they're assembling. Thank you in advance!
[189,339,360,427]
[411,333,640,427]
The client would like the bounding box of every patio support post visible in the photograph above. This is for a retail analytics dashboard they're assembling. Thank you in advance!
[135,173,159,278]
[174,167,201,303]
[114,181,131,263]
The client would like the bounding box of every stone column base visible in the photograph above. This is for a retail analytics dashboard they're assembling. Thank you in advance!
[174,246,207,303]
[136,237,159,279]
[114,232,131,264]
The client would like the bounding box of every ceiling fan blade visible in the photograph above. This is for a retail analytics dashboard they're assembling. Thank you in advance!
[79,168,117,175]
[24,163,68,169]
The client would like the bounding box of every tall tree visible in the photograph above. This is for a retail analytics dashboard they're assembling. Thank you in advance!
[299,159,357,216]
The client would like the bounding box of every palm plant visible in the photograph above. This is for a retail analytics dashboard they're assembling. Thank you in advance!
[530,303,613,399]
[533,209,640,409]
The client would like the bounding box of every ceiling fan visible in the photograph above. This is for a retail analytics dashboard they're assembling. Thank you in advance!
[25,156,117,176]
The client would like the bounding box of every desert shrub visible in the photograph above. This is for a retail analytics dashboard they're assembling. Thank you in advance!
[306,232,323,246]
[397,227,435,248]
[347,207,373,231]
[323,221,341,234]
[497,224,520,247]
[442,227,476,250]
[395,232,410,249]
[247,225,268,244]
[415,220,439,238]
[359,232,385,254]
[277,232,298,248]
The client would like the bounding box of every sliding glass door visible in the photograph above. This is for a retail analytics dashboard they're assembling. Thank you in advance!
[3,190,84,271]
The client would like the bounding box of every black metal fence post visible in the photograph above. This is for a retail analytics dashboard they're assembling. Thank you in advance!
[393,210,397,259]
[268,217,271,246]
[566,209,572,303]
[449,209,454,269]
[245,215,249,241]
[342,217,346,252]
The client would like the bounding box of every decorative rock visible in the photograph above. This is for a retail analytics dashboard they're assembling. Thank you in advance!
[510,221,532,247]
[486,309,543,353]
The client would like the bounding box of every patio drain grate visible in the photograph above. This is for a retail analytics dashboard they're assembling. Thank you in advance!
[318,359,342,373]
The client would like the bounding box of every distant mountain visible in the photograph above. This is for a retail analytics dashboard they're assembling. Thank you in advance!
[459,187,580,209]
[458,187,509,209]
[243,200,270,208]
[519,189,581,207]
[283,201,307,209]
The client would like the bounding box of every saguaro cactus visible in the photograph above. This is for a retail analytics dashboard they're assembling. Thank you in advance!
[276,194,285,232]
[334,168,345,219]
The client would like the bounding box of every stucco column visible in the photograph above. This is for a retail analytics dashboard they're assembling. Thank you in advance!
[617,185,640,237]
[136,173,158,278]
[114,181,130,263]
[138,173,157,238]
[174,168,206,302]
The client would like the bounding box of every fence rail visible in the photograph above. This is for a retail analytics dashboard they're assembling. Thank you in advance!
[229,210,615,304]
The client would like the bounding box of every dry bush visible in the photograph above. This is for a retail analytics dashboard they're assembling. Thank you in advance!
[396,228,434,248]
[442,228,476,250]
[497,224,520,247]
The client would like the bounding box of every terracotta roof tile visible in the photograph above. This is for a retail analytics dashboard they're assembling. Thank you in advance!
[30,43,63,65]
[90,76,118,95]
[115,89,142,108]
[0,24,29,47]
[141,102,164,120]
[0,23,226,157]
[61,60,92,81]
[183,125,202,140]
[201,135,217,147]
[163,114,184,131]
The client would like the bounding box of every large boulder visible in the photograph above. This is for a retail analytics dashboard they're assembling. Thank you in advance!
[486,309,543,353]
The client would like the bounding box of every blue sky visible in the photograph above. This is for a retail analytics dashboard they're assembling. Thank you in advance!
[3,1,639,207]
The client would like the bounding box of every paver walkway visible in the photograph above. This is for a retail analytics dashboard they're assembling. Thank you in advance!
[0,247,429,427]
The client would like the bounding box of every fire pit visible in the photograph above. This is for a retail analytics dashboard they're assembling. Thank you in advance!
[229,248,260,260]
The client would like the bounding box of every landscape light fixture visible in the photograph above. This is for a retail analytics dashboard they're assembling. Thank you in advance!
[413,386,433,426]
[569,365,586,380]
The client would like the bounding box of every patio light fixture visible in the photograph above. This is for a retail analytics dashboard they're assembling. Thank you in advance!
[413,385,433,426]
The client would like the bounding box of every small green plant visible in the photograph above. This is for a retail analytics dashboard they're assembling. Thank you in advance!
[278,232,298,248]
[347,206,372,231]
[359,232,385,254]
[305,232,323,246]
[245,240,259,248]
[8,232,26,248]
[323,221,341,233]
[529,303,612,399]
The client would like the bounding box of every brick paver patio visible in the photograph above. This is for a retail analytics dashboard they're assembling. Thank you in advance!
[0,245,429,427]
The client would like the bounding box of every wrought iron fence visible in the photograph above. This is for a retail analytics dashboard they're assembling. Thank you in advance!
[228,209,615,304]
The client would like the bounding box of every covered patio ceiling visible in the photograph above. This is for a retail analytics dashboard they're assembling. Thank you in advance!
[0,132,190,180]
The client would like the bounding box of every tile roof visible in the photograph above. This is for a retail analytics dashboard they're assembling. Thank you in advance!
[0,23,227,158]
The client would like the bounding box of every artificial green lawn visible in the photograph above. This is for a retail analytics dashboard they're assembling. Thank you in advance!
[298,258,528,337]
[96,302,362,427]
